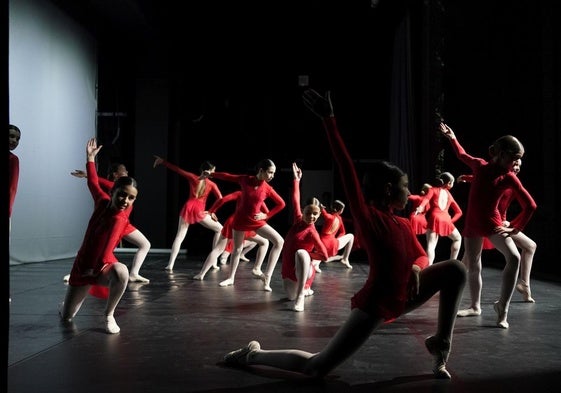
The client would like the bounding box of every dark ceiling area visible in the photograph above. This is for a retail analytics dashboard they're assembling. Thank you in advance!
[48,0,407,73]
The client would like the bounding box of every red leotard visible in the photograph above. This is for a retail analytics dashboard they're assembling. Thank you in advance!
[418,186,462,236]
[9,152,19,217]
[407,194,428,235]
[322,116,429,321]
[68,162,131,298]
[207,190,268,250]
[281,179,329,287]
[449,138,536,237]
[319,206,346,256]
[210,172,285,231]
[161,160,222,224]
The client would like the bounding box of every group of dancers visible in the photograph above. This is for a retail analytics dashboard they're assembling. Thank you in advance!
[10,85,537,381]
[407,124,537,328]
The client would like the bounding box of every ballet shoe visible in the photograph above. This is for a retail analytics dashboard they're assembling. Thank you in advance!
[240,255,250,262]
[211,264,220,270]
[456,307,481,317]
[516,281,535,303]
[192,274,204,281]
[425,336,451,379]
[129,274,150,283]
[304,288,314,297]
[219,278,234,287]
[312,261,322,273]
[219,258,227,265]
[105,315,120,334]
[340,259,353,269]
[223,341,261,366]
[63,274,70,282]
[494,301,509,329]
[252,269,263,278]
[293,303,304,312]
[260,274,272,292]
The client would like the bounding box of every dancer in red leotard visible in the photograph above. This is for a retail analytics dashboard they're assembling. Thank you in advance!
[416,172,462,265]
[65,162,151,283]
[313,198,354,272]
[59,138,137,334]
[440,122,536,328]
[153,156,223,271]
[9,124,21,303]
[408,183,432,237]
[457,160,537,302]
[210,159,286,291]
[280,162,329,312]
[192,190,269,281]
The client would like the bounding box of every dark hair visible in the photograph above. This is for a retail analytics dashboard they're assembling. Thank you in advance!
[200,161,215,172]
[112,176,137,193]
[489,135,524,158]
[361,160,406,202]
[9,124,21,134]
[256,159,275,172]
[304,197,321,207]
[436,172,454,186]
[107,162,125,180]
[332,199,345,212]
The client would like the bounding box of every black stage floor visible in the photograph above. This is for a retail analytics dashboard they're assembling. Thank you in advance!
[7,252,561,393]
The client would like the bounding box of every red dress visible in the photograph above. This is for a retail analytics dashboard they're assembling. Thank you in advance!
[9,151,19,217]
[68,162,131,298]
[322,116,428,321]
[281,180,329,288]
[449,138,536,238]
[319,207,346,256]
[407,194,428,235]
[207,190,269,251]
[161,160,222,224]
[418,187,462,236]
[211,172,285,231]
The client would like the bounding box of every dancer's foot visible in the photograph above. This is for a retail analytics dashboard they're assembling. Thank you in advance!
[105,315,120,334]
[129,274,150,283]
[260,274,272,292]
[312,260,322,273]
[304,288,314,297]
[219,257,227,265]
[62,274,70,282]
[223,341,261,367]
[240,255,250,262]
[164,265,173,271]
[192,274,204,281]
[293,296,305,312]
[252,268,263,278]
[516,281,535,303]
[211,264,220,270]
[425,336,451,379]
[340,259,353,269]
[219,278,234,287]
[456,307,481,317]
[494,301,509,329]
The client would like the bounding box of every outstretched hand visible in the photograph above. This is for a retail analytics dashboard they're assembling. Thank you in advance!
[440,122,456,139]
[302,89,334,119]
[292,162,302,181]
[86,138,102,162]
[71,169,87,178]
[153,155,164,168]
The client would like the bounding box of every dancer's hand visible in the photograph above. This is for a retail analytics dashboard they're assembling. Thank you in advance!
[302,89,334,118]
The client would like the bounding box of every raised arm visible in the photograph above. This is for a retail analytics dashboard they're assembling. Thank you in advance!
[302,89,368,223]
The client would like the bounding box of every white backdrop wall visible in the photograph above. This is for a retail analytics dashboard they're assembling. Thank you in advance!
[9,0,98,263]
